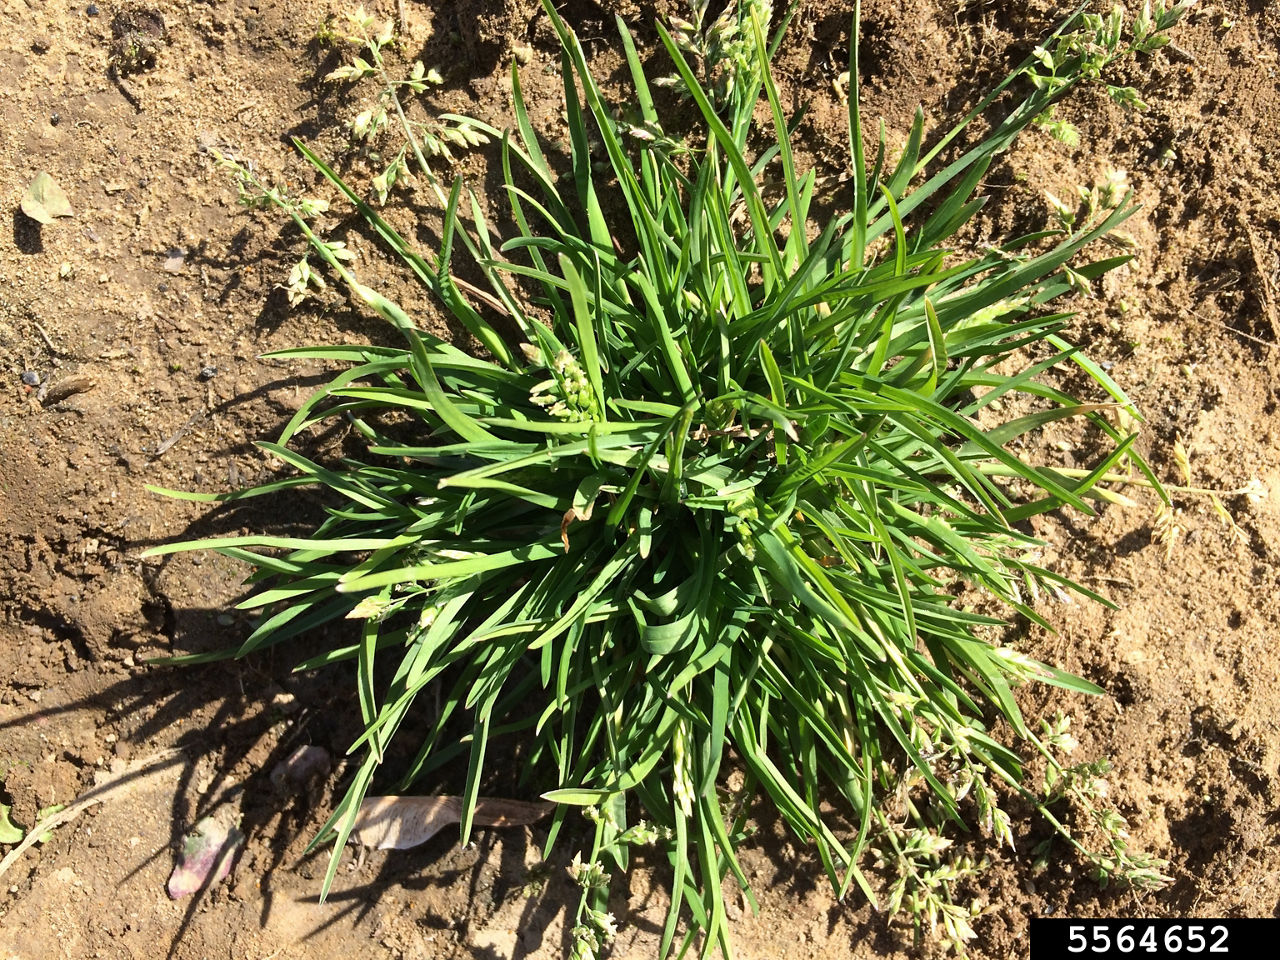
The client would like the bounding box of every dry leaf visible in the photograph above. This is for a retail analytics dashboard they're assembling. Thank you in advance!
[352,795,552,850]
[561,506,585,551]
[20,172,73,224]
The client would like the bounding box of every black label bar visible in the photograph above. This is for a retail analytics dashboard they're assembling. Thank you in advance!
[1030,919,1271,959]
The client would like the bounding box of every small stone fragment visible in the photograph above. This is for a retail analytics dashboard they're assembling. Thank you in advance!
[269,745,331,794]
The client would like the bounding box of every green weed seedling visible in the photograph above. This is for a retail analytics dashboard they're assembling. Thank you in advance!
[150,1,1196,955]
[0,802,22,845]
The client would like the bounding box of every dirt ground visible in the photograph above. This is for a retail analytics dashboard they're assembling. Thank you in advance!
[1,0,1278,958]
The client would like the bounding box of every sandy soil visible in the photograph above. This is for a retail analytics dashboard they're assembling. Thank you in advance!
[1,1,1277,958]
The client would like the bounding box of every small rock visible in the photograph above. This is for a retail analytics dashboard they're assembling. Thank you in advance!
[270,745,331,794]
[86,4,100,17]
[270,690,299,714]
[198,365,217,381]
[21,370,41,387]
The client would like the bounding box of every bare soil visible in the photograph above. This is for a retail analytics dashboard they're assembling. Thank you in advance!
[1,1,1278,958]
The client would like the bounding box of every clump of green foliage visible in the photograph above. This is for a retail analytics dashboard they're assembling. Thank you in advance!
[150,0,1192,955]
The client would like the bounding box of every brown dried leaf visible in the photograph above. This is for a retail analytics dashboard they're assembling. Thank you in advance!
[351,795,552,850]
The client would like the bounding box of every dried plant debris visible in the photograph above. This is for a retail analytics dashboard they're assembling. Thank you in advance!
[351,795,552,851]
[20,172,73,225]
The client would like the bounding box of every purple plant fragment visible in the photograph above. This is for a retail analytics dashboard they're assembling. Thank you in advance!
[166,816,245,899]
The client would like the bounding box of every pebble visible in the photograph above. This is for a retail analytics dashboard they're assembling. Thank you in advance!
[21,370,41,386]
[270,745,331,794]
[86,4,99,16]
[198,365,217,381]
[270,690,298,714]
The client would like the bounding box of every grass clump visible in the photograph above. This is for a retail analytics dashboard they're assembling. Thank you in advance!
[149,0,1190,954]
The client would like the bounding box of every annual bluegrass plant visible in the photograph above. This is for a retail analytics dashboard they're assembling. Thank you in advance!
[148,0,1192,954]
